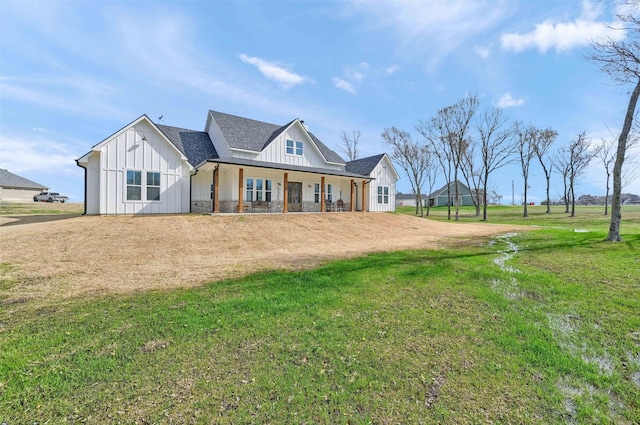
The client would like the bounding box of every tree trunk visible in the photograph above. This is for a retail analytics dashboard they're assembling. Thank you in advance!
[482,171,489,221]
[608,78,640,241]
[523,178,528,217]
[604,171,610,216]
[545,174,551,214]
[563,178,569,213]
[454,172,460,221]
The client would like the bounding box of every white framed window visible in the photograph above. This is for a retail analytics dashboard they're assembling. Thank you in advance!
[377,186,389,204]
[326,184,333,203]
[314,183,320,203]
[126,170,161,201]
[126,170,141,201]
[146,172,161,201]
[246,178,272,202]
[286,139,303,156]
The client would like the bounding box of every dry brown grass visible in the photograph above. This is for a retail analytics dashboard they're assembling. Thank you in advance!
[0,209,525,308]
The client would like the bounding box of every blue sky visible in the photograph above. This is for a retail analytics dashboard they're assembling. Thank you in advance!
[1,0,638,204]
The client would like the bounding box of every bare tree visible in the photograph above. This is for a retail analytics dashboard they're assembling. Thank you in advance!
[418,119,454,219]
[532,128,558,214]
[596,138,616,215]
[562,132,598,217]
[553,148,572,213]
[339,130,360,161]
[420,95,479,221]
[460,142,482,217]
[476,108,517,221]
[516,123,537,217]
[381,127,428,217]
[424,156,438,216]
[588,3,640,240]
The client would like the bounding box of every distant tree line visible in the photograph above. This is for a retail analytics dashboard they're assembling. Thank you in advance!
[342,3,640,240]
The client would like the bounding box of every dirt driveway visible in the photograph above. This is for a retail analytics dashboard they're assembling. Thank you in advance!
[0,211,524,305]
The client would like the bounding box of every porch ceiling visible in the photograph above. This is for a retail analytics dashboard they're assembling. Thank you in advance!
[205,158,371,179]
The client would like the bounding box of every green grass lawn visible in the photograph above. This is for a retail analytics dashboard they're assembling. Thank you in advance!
[1,206,639,423]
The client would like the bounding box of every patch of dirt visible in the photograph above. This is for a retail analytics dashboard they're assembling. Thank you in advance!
[0,212,525,304]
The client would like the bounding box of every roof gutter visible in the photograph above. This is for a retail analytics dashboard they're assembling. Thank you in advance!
[75,158,87,216]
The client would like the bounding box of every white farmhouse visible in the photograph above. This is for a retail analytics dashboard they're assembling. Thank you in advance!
[76,111,399,215]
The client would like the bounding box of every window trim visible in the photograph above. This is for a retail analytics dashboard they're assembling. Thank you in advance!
[245,177,273,203]
[377,186,389,204]
[126,170,142,201]
[285,139,303,157]
[125,169,162,202]
[146,171,161,202]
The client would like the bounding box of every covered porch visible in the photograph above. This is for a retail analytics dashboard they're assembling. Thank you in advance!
[191,160,371,214]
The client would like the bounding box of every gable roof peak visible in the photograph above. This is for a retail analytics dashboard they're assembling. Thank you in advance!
[208,110,345,164]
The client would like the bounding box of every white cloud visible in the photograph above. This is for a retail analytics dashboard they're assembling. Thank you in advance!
[0,134,78,175]
[345,68,365,83]
[473,46,490,59]
[495,92,525,108]
[343,0,513,66]
[238,54,311,89]
[385,65,401,75]
[332,77,356,95]
[501,1,624,53]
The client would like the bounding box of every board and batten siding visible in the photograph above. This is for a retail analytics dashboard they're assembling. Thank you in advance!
[240,123,341,171]
[367,157,397,212]
[93,122,190,214]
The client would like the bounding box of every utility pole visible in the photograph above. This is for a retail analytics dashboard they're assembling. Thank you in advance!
[512,180,514,205]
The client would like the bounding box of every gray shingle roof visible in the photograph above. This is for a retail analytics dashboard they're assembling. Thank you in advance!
[209,110,346,164]
[156,124,218,167]
[0,169,47,190]
[396,192,428,200]
[429,180,470,198]
[345,154,385,175]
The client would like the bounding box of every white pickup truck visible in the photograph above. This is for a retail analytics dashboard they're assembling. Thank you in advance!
[33,191,68,203]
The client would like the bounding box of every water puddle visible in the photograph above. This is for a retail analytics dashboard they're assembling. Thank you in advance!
[489,233,631,421]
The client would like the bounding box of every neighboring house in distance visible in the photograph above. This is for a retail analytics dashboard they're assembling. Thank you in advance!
[76,111,399,215]
[0,169,48,203]
[395,192,428,207]
[428,180,483,207]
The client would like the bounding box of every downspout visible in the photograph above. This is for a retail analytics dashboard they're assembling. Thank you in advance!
[353,182,358,211]
[189,168,198,214]
[74,159,87,215]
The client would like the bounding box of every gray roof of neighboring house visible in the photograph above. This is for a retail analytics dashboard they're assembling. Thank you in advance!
[207,157,369,179]
[429,180,471,198]
[345,154,385,175]
[209,110,345,164]
[157,124,218,167]
[396,192,428,200]
[0,169,47,190]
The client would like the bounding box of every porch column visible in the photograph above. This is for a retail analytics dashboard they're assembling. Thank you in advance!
[361,180,367,212]
[238,168,244,213]
[283,172,289,213]
[350,179,355,212]
[320,176,326,212]
[213,166,220,213]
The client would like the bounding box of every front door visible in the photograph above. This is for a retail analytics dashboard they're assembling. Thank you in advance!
[287,182,302,212]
